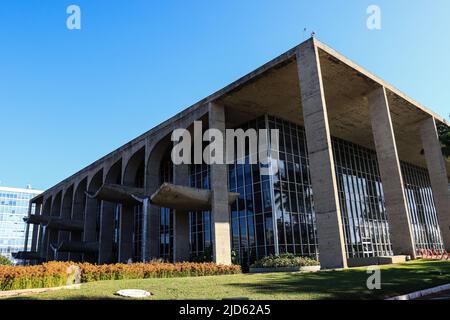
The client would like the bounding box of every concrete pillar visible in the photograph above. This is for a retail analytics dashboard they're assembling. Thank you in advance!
[296,39,348,269]
[421,117,450,249]
[23,204,32,253]
[173,163,190,262]
[208,102,232,265]
[146,142,168,260]
[30,202,42,252]
[98,201,116,263]
[38,198,51,261]
[368,86,416,258]
[118,204,134,262]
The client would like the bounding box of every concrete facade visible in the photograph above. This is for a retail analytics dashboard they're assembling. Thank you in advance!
[296,40,347,269]
[20,38,450,269]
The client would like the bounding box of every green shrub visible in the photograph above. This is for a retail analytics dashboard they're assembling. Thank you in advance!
[251,253,319,268]
[0,261,241,291]
[0,255,12,266]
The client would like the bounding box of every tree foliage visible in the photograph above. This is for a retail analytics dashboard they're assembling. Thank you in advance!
[438,123,450,160]
[0,255,12,266]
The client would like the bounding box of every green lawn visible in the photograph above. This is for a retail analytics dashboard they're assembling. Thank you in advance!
[3,260,450,300]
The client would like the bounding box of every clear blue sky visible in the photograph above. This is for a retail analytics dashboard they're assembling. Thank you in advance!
[0,0,449,191]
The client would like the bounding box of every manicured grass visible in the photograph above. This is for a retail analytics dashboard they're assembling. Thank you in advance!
[3,260,450,300]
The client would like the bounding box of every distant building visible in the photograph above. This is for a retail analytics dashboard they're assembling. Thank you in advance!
[0,186,42,263]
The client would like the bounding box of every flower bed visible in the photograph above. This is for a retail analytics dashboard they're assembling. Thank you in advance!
[78,262,241,282]
[0,262,71,291]
[0,261,241,291]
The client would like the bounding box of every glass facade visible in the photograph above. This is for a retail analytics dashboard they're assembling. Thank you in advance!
[229,116,318,267]
[170,114,444,265]
[332,138,393,258]
[0,186,42,263]
[189,163,211,259]
[401,162,444,253]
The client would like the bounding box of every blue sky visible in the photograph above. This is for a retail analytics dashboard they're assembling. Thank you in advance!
[0,0,449,190]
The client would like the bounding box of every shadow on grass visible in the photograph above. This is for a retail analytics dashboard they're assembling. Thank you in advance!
[225,261,450,300]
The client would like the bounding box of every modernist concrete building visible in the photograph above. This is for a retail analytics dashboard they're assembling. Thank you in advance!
[18,38,450,269]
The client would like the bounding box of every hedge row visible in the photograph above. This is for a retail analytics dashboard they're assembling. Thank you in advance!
[0,262,70,291]
[78,262,240,282]
[0,261,241,291]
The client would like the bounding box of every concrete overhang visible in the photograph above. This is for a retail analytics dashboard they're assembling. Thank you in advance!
[86,184,148,205]
[50,241,99,254]
[151,183,240,211]
[12,251,42,260]
[24,215,84,232]
[217,38,450,177]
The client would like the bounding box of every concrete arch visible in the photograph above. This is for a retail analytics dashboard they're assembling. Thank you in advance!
[38,196,52,260]
[47,191,62,260]
[73,178,88,221]
[119,147,145,262]
[58,185,74,261]
[70,178,87,262]
[146,136,173,260]
[83,169,103,262]
[99,159,122,263]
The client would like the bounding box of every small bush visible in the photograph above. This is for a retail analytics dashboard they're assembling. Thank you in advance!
[251,253,319,268]
[0,261,241,291]
[0,255,12,266]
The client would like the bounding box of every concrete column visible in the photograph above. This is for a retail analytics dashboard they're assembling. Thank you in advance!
[208,102,232,265]
[23,204,32,253]
[38,198,51,261]
[30,202,42,252]
[421,117,450,249]
[146,143,165,260]
[118,204,134,262]
[296,39,348,269]
[368,86,416,258]
[98,201,116,263]
[173,163,190,262]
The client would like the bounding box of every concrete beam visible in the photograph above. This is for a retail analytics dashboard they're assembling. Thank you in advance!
[368,86,416,258]
[421,117,450,249]
[208,102,232,265]
[296,39,348,269]
[150,183,239,211]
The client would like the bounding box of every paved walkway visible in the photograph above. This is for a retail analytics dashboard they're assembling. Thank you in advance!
[419,290,450,300]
